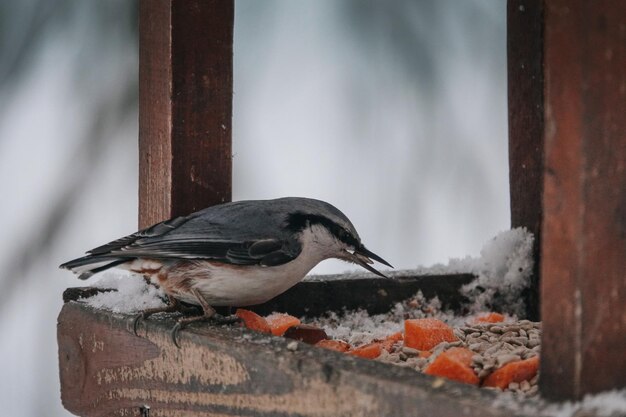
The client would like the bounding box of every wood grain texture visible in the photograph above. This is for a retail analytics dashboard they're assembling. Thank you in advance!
[540,0,626,400]
[138,0,233,229]
[250,272,475,317]
[507,0,544,321]
[58,301,527,417]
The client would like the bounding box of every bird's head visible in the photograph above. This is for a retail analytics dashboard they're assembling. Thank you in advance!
[284,198,393,277]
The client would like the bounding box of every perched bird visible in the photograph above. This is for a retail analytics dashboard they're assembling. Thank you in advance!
[60,197,392,338]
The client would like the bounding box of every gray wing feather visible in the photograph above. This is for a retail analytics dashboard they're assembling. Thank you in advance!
[82,200,303,266]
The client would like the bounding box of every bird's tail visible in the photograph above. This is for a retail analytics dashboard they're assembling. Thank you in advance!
[59,255,129,280]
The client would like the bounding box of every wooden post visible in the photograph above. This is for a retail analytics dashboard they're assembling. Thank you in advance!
[507,0,545,321]
[539,0,626,400]
[138,0,233,229]
[509,0,626,400]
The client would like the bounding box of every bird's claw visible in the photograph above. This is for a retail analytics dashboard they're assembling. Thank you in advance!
[168,314,241,348]
[131,297,183,336]
[170,322,183,348]
[132,313,145,336]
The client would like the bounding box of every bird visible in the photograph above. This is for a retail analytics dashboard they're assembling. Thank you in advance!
[60,197,392,341]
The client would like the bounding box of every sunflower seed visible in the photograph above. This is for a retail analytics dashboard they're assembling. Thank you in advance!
[401,346,420,355]
[497,354,521,367]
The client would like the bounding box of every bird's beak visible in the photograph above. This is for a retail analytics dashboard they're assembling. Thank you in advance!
[344,245,393,278]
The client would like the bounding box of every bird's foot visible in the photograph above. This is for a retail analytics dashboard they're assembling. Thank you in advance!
[131,297,199,336]
[169,289,242,347]
[170,313,241,348]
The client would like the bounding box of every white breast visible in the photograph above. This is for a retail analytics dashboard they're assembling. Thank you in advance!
[181,225,346,306]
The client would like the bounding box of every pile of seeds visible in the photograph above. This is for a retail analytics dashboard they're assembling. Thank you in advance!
[310,290,542,396]
[376,320,541,396]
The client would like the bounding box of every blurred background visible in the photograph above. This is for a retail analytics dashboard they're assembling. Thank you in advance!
[0,0,507,415]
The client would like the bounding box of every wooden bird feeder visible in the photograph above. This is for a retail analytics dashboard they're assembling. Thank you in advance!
[57,1,625,415]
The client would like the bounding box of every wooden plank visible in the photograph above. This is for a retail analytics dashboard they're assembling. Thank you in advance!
[507,0,544,321]
[138,0,233,229]
[250,273,474,317]
[58,301,529,417]
[63,272,476,316]
[540,0,626,400]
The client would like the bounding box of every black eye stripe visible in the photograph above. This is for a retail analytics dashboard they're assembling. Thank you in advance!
[287,213,358,246]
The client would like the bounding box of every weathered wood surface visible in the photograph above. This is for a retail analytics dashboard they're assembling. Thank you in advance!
[58,275,534,417]
[138,0,233,229]
[251,272,474,317]
[539,0,626,400]
[507,0,544,321]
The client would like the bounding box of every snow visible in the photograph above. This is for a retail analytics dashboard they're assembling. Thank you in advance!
[314,291,462,345]
[459,227,534,316]
[81,272,166,313]
[315,308,402,345]
[411,227,534,316]
[544,389,626,417]
[494,389,626,417]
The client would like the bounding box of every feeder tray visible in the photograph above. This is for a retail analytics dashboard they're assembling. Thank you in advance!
[58,272,534,417]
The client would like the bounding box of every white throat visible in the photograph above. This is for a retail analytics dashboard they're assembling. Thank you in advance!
[298,223,348,262]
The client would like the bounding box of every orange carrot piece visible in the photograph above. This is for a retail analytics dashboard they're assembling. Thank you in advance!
[483,356,540,389]
[235,309,271,334]
[265,313,301,336]
[315,339,351,352]
[348,342,383,359]
[444,347,475,366]
[386,331,404,342]
[404,318,458,351]
[418,350,433,359]
[380,332,404,352]
[424,347,479,385]
[473,313,505,324]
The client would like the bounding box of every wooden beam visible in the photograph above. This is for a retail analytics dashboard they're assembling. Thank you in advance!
[138,0,233,229]
[540,0,626,400]
[507,0,544,321]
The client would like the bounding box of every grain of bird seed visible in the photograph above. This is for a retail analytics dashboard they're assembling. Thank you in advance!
[497,353,521,367]
[528,338,540,348]
[401,346,420,355]
[508,382,520,390]
[453,329,465,340]
[469,342,483,351]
